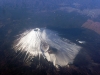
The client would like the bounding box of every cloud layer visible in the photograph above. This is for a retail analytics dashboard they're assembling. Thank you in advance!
[59,6,100,18]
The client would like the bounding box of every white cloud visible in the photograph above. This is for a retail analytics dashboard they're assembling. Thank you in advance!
[59,6,100,18]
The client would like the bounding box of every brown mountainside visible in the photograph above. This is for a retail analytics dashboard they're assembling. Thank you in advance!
[82,20,100,34]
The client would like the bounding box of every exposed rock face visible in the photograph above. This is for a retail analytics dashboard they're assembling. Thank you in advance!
[82,20,100,34]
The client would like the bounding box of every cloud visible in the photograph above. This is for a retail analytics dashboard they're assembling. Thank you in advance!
[59,6,100,18]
